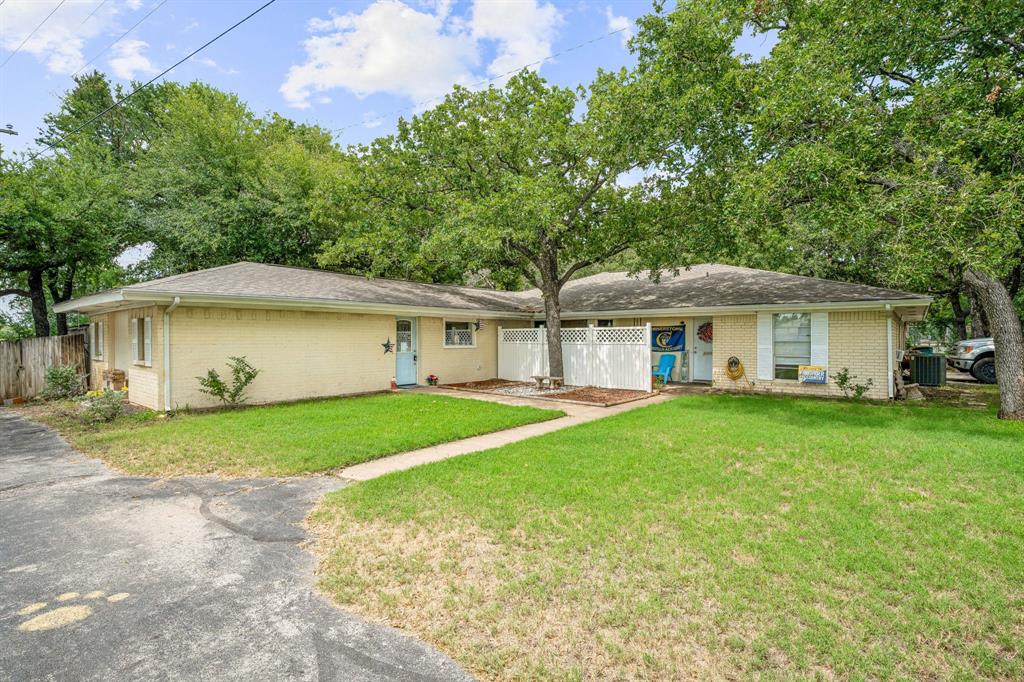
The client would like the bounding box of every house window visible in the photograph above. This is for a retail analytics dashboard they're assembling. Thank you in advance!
[444,320,475,347]
[131,317,152,366]
[596,319,614,328]
[773,313,811,380]
[90,322,104,360]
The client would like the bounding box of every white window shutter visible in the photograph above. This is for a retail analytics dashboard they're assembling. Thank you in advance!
[144,317,152,365]
[131,319,138,363]
[756,312,774,380]
[810,312,828,372]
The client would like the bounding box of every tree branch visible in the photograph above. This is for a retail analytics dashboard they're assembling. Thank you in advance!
[559,242,630,287]
[0,288,30,298]
[857,175,900,191]
[880,70,916,86]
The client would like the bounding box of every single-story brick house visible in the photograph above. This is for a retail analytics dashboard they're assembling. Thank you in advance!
[55,262,931,410]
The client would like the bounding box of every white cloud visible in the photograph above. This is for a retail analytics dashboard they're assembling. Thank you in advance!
[605,6,632,48]
[280,0,563,109]
[194,56,239,75]
[0,1,147,75]
[108,39,157,80]
[281,0,479,109]
[470,0,561,80]
[362,111,384,128]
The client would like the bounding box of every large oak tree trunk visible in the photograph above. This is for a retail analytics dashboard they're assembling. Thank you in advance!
[948,290,968,341]
[26,269,50,338]
[968,288,989,338]
[46,266,76,336]
[964,268,1024,420]
[540,282,564,379]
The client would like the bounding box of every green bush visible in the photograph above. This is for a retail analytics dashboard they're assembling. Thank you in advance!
[832,367,874,399]
[80,389,125,422]
[197,356,260,406]
[41,365,84,400]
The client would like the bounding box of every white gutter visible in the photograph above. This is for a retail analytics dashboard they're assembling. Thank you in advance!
[163,297,181,412]
[59,289,535,320]
[557,298,932,320]
[886,305,894,399]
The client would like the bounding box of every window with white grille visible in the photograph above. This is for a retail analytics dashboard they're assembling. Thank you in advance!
[396,319,413,352]
[444,320,475,347]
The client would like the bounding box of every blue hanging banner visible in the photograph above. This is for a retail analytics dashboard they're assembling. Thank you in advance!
[652,325,685,352]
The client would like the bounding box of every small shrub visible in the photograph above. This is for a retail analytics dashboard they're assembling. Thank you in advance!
[197,356,260,406]
[42,365,84,400]
[832,367,874,399]
[80,389,125,422]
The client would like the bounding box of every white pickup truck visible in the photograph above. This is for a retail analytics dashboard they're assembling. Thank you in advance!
[946,337,996,384]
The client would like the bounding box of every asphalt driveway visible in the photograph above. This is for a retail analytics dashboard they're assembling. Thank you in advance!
[0,411,470,681]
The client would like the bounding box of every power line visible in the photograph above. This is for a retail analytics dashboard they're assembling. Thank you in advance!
[332,25,630,136]
[29,0,278,161]
[73,0,169,77]
[0,0,68,71]
[81,0,110,26]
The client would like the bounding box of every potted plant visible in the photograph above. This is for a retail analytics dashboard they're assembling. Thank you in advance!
[426,374,439,386]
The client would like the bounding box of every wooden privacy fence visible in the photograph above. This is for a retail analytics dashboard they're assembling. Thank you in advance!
[0,332,87,401]
[498,325,652,391]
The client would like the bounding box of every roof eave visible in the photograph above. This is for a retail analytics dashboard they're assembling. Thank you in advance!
[555,297,932,319]
[58,289,535,319]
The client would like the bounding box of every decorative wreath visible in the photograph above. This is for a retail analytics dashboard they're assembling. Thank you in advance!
[697,321,714,344]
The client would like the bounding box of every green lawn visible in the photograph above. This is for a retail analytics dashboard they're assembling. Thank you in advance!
[45,392,561,476]
[312,392,1024,681]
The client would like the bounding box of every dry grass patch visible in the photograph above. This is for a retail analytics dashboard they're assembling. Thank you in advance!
[312,392,1024,680]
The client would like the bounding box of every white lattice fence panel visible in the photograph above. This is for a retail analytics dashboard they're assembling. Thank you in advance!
[501,328,542,344]
[595,327,646,344]
[560,328,588,344]
[499,325,651,391]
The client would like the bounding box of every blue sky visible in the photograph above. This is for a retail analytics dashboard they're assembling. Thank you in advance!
[0,0,644,154]
[0,0,775,156]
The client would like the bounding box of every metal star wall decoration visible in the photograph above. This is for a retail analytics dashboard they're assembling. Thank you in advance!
[381,337,394,354]
[473,320,482,331]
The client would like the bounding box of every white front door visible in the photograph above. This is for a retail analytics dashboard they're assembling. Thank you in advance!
[395,318,417,385]
[693,317,713,381]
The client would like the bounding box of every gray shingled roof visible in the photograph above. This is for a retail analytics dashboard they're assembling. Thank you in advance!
[125,262,536,313]
[87,261,926,314]
[555,265,930,312]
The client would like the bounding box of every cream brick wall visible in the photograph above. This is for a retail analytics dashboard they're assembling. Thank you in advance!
[712,310,891,400]
[417,317,527,385]
[167,306,395,409]
[86,307,164,409]
[127,367,160,409]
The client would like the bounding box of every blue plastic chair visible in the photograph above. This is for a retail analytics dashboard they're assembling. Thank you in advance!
[653,354,676,383]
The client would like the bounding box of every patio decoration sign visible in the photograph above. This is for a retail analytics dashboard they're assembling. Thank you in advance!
[798,365,827,383]
[652,325,685,352]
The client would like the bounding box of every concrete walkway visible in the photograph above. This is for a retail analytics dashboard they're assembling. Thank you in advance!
[340,387,671,481]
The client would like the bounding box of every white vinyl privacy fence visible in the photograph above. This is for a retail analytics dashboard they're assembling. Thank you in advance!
[498,324,652,391]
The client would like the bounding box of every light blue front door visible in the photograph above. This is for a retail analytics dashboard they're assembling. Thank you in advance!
[395,318,417,385]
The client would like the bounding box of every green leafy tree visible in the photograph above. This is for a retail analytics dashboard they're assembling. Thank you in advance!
[131,84,347,274]
[633,0,1024,418]
[319,71,671,378]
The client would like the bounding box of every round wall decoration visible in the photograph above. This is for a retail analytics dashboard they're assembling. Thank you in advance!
[697,321,713,344]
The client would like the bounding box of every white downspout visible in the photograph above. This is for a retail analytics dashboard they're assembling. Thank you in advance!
[885,304,894,399]
[163,297,181,412]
